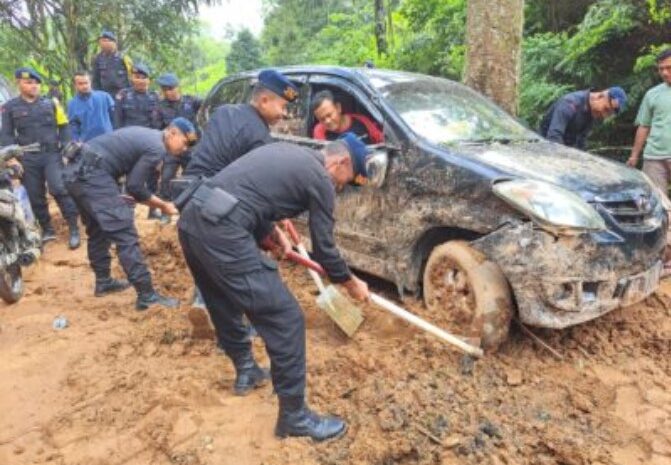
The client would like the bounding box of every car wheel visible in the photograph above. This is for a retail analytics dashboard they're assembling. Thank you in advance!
[423,241,513,351]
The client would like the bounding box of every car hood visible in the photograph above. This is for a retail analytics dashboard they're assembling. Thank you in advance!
[452,140,651,201]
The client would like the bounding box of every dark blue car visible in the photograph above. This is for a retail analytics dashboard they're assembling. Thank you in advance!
[198,66,667,351]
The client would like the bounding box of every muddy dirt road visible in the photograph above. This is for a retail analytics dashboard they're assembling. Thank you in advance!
[0,212,670,465]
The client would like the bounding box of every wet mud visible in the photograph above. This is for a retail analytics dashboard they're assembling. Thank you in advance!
[0,208,669,465]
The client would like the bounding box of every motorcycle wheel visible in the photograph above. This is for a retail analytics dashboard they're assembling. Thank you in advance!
[0,263,24,304]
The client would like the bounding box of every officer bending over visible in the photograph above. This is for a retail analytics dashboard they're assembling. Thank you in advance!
[64,119,196,310]
[0,67,81,248]
[177,134,370,441]
[184,69,298,179]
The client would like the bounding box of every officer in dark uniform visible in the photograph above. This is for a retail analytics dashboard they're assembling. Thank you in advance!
[0,67,81,248]
[63,119,197,309]
[156,73,201,203]
[91,30,133,98]
[176,134,370,441]
[114,63,160,129]
[183,69,298,178]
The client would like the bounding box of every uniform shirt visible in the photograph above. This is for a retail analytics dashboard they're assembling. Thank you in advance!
[539,89,593,149]
[0,96,70,150]
[189,142,351,283]
[158,95,202,129]
[92,51,132,97]
[67,90,115,142]
[114,88,160,129]
[87,127,166,202]
[635,83,671,159]
[184,103,273,178]
[313,113,384,144]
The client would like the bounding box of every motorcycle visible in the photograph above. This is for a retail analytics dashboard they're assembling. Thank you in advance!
[0,143,42,303]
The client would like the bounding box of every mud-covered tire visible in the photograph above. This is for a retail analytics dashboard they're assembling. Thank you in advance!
[423,241,513,352]
[0,263,23,304]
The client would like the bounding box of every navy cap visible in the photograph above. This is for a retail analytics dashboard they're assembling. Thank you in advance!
[99,30,117,42]
[257,69,299,102]
[339,132,370,184]
[608,86,627,114]
[131,63,151,77]
[14,67,42,83]
[169,117,198,146]
[157,73,179,87]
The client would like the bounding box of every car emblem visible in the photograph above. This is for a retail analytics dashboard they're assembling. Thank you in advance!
[635,195,651,212]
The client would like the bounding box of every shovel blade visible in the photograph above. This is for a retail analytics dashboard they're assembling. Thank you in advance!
[316,285,364,337]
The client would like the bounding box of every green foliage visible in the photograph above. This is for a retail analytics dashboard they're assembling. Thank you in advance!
[226,28,265,74]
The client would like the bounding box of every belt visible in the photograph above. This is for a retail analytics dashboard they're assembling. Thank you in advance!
[188,184,249,226]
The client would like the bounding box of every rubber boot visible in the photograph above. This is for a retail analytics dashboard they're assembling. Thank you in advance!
[42,226,56,244]
[95,277,131,297]
[275,396,347,441]
[67,218,81,250]
[229,351,270,396]
[135,283,179,310]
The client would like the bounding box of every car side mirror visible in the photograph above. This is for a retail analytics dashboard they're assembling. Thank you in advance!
[365,149,389,188]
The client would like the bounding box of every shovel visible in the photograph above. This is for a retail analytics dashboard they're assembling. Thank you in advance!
[281,220,364,338]
[279,227,483,358]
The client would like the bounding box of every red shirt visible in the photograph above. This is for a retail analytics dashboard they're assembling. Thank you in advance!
[313,113,383,144]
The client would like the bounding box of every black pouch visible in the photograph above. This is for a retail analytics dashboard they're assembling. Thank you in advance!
[173,177,203,211]
[200,187,239,224]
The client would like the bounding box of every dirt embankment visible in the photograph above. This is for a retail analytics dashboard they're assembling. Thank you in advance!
[0,212,670,465]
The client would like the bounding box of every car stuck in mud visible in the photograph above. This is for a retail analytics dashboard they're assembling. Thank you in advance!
[198,66,668,350]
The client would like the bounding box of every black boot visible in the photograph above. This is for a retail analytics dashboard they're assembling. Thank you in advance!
[230,351,270,396]
[275,396,347,441]
[135,287,179,311]
[68,220,81,250]
[42,226,56,244]
[95,277,131,297]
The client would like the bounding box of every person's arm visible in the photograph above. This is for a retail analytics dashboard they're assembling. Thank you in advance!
[627,126,651,167]
[352,114,384,143]
[312,122,327,140]
[545,101,574,144]
[628,93,654,167]
[125,151,165,205]
[113,92,123,129]
[91,56,101,90]
[54,99,70,146]
[106,93,115,130]
[67,100,82,142]
[0,103,16,146]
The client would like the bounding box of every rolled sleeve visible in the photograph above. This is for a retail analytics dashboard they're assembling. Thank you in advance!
[308,180,351,283]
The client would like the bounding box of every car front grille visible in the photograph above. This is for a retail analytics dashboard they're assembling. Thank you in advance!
[596,196,659,232]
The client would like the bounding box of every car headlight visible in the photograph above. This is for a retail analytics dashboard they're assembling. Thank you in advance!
[493,179,606,235]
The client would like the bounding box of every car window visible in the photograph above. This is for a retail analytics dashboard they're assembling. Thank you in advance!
[200,78,250,125]
[269,79,309,138]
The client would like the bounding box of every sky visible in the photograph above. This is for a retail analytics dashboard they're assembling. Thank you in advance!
[198,0,265,39]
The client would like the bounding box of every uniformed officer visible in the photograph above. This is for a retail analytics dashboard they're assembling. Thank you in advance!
[183,69,298,178]
[114,63,160,129]
[91,30,133,98]
[0,67,81,248]
[176,134,371,441]
[63,119,197,309]
[156,73,201,203]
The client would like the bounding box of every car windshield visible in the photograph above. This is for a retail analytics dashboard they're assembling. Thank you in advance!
[364,70,539,144]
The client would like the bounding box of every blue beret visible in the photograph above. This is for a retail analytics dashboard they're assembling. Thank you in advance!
[100,30,117,42]
[14,67,41,83]
[257,69,299,102]
[157,73,179,87]
[607,86,627,114]
[170,117,198,146]
[131,63,151,77]
[339,132,370,184]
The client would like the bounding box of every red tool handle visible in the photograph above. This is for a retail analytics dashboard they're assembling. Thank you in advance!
[261,235,326,276]
[282,219,301,245]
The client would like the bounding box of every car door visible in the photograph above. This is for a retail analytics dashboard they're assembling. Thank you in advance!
[303,74,399,278]
[197,77,252,128]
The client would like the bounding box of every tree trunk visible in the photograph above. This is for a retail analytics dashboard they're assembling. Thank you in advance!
[374,0,388,57]
[463,0,524,115]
